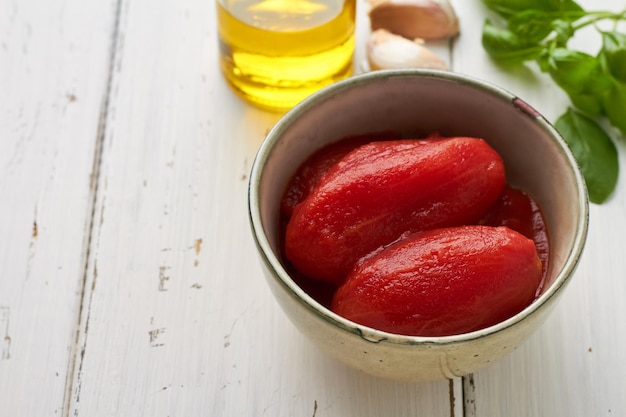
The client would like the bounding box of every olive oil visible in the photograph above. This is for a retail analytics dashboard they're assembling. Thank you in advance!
[217,0,356,111]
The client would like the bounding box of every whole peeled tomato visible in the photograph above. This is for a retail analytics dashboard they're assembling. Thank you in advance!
[284,137,506,285]
[331,225,543,337]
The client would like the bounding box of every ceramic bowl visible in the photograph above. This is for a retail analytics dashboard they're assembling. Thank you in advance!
[248,69,589,381]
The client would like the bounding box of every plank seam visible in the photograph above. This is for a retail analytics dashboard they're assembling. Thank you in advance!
[61,0,125,415]
[462,374,477,417]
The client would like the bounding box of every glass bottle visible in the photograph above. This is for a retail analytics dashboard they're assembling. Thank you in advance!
[216,0,356,111]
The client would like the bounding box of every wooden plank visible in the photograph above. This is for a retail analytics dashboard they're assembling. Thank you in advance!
[0,0,118,415]
[453,0,626,415]
[67,0,459,415]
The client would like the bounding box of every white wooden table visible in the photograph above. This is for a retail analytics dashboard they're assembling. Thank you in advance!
[1,0,625,415]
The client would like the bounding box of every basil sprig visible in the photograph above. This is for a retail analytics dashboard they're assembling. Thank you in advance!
[481,0,626,204]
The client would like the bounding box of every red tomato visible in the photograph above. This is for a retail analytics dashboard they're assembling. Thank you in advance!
[281,132,403,219]
[331,225,542,336]
[285,137,506,285]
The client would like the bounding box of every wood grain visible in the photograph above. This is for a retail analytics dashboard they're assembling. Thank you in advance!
[0,0,118,415]
[1,0,625,416]
[455,0,626,416]
[63,0,460,414]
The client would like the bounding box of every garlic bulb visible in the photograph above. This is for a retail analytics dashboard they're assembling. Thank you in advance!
[369,0,459,40]
[367,29,448,71]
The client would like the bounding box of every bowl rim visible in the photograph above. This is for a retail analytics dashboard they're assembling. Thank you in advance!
[248,68,589,346]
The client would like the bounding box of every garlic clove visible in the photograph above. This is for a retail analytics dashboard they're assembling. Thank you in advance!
[367,29,448,71]
[369,0,459,40]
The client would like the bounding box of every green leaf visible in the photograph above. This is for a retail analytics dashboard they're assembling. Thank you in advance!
[508,10,585,44]
[482,20,543,64]
[555,108,619,204]
[602,80,626,136]
[600,31,626,83]
[508,10,556,43]
[545,48,613,115]
[550,19,576,46]
[482,0,584,18]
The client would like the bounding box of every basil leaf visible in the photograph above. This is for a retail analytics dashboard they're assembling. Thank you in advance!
[482,0,584,18]
[555,108,618,204]
[602,80,626,136]
[482,20,543,64]
[550,19,576,46]
[600,31,626,83]
[545,48,613,115]
[568,94,606,116]
[508,11,585,44]
[508,10,556,43]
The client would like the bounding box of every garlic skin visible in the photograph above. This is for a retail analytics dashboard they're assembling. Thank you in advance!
[369,0,460,40]
[367,29,448,71]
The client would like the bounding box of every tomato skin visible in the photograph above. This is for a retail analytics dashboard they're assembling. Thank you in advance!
[281,132,405,220]
[281,139,365,220]
[331,225,543,337]
[284,137,506,285]
[480,185,550,283]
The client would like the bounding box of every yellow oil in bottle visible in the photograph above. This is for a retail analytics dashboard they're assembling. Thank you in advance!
[216,0,356,111]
